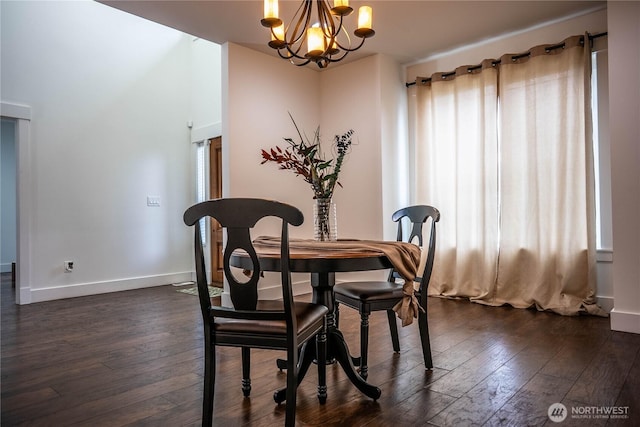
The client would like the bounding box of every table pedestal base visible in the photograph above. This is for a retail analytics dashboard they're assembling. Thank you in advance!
[273,271,381,402]
[273,326,381,403]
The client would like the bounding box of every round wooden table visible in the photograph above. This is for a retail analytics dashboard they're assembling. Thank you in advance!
[230,243,393,400]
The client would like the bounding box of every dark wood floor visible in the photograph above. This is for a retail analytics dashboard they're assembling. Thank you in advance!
[2,272,639,426]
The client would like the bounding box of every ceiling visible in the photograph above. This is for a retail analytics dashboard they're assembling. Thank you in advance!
[99,0,605,69]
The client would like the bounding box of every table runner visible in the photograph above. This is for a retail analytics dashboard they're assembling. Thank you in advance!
[253,236,422,326]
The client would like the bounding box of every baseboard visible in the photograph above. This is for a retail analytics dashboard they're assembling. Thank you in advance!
[28,272,193,303]
[220,279,311,307]
[261,279,311,299]
[610,308,640,334]
[210,270,387,307]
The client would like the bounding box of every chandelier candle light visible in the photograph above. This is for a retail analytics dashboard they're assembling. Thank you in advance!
[261,0,375,68]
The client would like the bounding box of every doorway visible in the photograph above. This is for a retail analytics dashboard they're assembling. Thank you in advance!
[209,137,223,284]
[1,119,17,292]
[1,102,32,305]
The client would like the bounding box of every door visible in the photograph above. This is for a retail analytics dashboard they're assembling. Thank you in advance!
[209,137,223,283]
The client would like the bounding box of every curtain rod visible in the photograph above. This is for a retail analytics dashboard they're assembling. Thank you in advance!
[405,32,608,87]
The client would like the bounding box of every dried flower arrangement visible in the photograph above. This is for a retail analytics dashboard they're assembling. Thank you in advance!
[260,114,354,200]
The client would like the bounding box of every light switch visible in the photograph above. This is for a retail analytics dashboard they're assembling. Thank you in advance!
[147,196,161,207]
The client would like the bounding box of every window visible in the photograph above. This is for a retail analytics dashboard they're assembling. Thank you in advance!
[196,141,208,245]
[591,49,613,252]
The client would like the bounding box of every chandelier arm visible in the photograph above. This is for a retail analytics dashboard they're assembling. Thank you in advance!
[325,48,351,64]
[275,45,312,66]
[284,0,313,46]
[286,7,313,65]
[317,0,339,37]
[281,52,312,67]
[334,34,366,53]
[295,59,313,67]
[286,4,306,47]
[278,1,313,61]
[277,48,303,62]
[283,45,312,61]
[320,11,341,54]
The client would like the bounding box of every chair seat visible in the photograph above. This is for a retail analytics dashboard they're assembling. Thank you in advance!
[214,300,328,336]
[334,281,407,302]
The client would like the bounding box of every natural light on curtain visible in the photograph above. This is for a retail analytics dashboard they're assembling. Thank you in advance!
[409,34,603,316]
[412,61,500,302]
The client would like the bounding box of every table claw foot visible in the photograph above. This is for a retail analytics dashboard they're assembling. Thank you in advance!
[329,331,381,400]
[273,388,287,404]
[351,355,361,366]
[276,358,287,371]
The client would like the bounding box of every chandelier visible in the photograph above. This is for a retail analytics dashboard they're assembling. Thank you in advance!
[261,0,375,69]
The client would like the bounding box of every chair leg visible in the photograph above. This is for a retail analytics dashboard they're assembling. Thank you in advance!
[359,311,370,381]
[335,303,340,329]
[202,335,215,426]
[316,323,327,404]
[284,344,299,427]
[417,311,433,369]
[386,309,401,352]
[241,347,251,397]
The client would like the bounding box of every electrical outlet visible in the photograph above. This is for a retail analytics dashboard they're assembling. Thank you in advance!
[64,261,74,272]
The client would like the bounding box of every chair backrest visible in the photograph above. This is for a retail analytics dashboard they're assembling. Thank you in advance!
[183,198,304,328]
[391,205,440,297]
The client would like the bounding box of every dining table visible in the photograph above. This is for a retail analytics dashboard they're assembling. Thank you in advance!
[229,236,422,402]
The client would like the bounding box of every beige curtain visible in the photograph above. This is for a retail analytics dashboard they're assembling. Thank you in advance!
[496,35,600,315]
[411,35,603,316]
[411,61,500,302]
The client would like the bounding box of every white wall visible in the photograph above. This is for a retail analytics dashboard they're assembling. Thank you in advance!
[608,1,640,334]
[1,1,198,302]
[190,38,222,141]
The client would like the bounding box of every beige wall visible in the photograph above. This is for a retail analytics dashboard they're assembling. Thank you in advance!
[223,42,319,221]
[405,9,607,81]
[223,46,410,295]
[319,55,385,240]
[608,1,640,334]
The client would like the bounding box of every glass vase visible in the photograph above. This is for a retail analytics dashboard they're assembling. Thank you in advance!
[313,198,337,241]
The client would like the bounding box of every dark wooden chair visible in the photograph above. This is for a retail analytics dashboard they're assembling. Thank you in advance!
[333,205,439,380]
[183,198,328,427]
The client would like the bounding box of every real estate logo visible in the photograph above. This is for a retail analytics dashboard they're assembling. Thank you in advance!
[548,403,630,423]
[548,403,568,423]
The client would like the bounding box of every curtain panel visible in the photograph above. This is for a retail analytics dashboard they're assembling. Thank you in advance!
[410,35,603,316]
[412,61,500,303]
